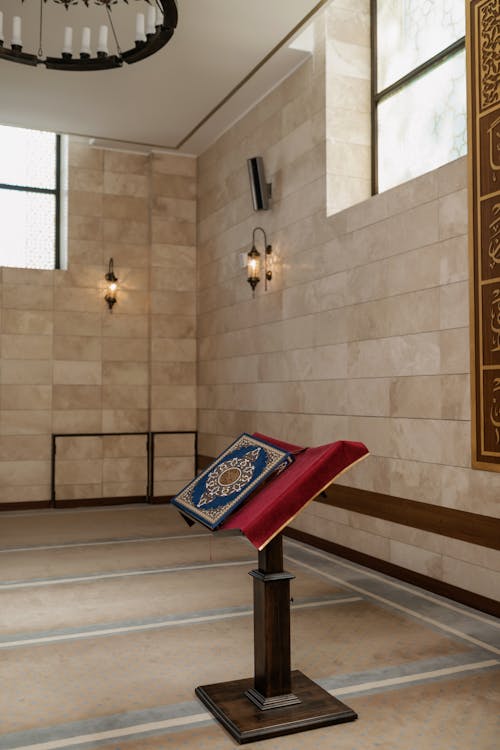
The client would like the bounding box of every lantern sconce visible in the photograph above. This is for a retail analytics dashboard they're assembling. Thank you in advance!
[247,227,272,297]
[104,257,118,311]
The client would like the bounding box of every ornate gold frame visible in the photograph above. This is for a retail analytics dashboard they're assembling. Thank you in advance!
[468,0,500,471]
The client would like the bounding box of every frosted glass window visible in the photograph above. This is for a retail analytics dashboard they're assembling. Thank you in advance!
[377,0,465,90]
[0,124,60,269]
[0,126,57,189]
[377,50,466,192]
[0,190,56,269]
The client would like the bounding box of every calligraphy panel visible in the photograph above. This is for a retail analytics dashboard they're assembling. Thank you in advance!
[468,0,500,470]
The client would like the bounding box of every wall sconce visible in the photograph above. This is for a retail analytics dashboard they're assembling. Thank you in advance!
[247,227,272,296]
[104,257,118,311]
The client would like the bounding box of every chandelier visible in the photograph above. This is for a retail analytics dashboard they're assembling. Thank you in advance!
[0,0,177,70]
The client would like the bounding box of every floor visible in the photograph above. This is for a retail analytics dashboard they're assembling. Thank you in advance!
[0,505,498,750]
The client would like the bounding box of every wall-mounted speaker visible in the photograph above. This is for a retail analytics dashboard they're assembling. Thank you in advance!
[247,156,272,211]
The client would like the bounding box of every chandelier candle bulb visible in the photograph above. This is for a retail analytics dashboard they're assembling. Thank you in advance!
[63,27,73,56]
[0,0,177,71]
[146,5,156,35]
[12,16,22,48]
[97,26,108,56]
[135,13,146,42]
[80,27,91,57]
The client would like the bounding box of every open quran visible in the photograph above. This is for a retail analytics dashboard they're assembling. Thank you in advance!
[171,433,294,530]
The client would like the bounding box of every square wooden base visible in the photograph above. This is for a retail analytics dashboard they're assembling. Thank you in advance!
[195,669,357,744]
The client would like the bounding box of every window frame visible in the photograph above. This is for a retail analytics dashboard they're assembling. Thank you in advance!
[0,131,62,269]
[370,0,466,194]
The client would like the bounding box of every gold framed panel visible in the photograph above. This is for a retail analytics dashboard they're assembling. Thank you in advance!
[468,0,500,470]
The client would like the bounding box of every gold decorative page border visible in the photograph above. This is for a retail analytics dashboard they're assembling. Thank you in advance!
[468,0,500,471]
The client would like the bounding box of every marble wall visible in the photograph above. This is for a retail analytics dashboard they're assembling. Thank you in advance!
[0,140,197,504]
[196,11,499,601]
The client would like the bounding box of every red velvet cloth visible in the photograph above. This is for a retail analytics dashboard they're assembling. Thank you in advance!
[221,433,369,549]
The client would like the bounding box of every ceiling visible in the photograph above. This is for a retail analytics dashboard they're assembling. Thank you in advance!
[0,0,327,154]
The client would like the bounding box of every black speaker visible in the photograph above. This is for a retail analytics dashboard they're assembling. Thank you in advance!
[247,156,272,211]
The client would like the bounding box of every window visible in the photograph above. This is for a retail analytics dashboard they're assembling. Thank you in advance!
[0,124,62,269]
[372,0,466,193]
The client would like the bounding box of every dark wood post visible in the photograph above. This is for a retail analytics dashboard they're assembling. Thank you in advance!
[245,534,300,709]
[195,532,358,743]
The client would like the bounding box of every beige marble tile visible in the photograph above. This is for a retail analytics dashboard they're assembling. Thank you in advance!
[56,459,103,485]
[102,434,147,458]
[68,142,103,169]
[0,411,51,435]
[104,151,149,175]
[102,361,148,386]
[1,385,51,411]
[2,285,53,311]
[1,334,51,360]
[53,360,102,386]
[101,313,148,338]
[152,173,196,200]
[151,385,196,409]
[68,190,103,218]
[69,167,104,193]
[151,361,196,384]
[438,189,468,240]
[103,172,149,198]
[0,460,50,486]
[102,337,149,362]
[53,311,101,337]
[1,360,52,385]
[154,433,196,456]
[103,195,149,223]
[151,315,195,339]
[101,385,148,409]
[53,385,102,411]
[51,410,102,433]
[150,408,196,431]
[152,153,196,177]
[441,556,500,601]
[389,539,444,579]
[68,215,102,242]
[54,287,102,313]
[1,309,53,335]
[102,219,149,244]
[0,436,50,461]
[53,335,101,361]
[101,409,149,432]
[103,457,147,482]
[56,436,103,460]
[103,481,147,497]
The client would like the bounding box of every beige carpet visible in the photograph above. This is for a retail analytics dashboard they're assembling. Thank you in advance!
[0,504,498,749]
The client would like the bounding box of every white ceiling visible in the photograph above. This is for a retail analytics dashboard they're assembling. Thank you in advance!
[0,0,326,154]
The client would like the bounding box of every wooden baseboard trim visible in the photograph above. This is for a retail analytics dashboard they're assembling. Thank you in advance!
[284,527,500,618]
[321,484,500,551]
[53,496,147,508]
[0,501,51,511]
[0,496,175,511]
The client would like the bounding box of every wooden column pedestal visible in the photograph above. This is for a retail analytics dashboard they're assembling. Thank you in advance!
[195,534,357,744]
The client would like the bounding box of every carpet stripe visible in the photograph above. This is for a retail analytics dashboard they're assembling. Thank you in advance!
[285,553,500,656]
[0,596,361,649]
[0,533,210,554]
[332,659,499,695]
[0,559,254,590]
[285,540,500,629]
[2,659,498,750]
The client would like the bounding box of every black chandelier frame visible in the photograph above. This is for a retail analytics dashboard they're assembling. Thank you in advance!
[0,0,177,71]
